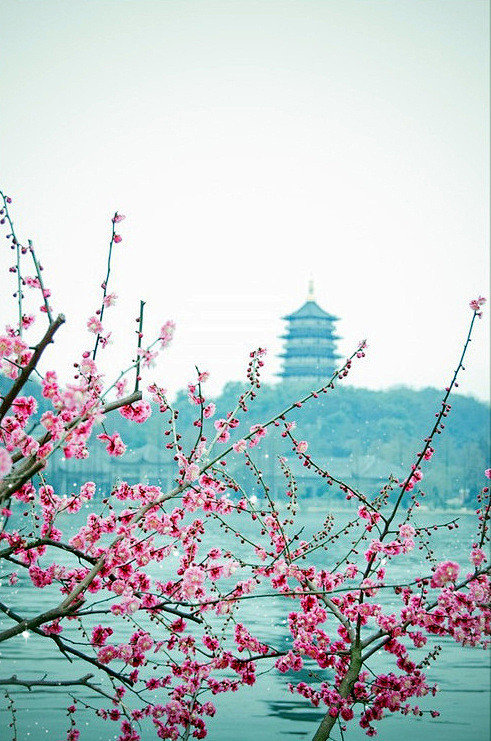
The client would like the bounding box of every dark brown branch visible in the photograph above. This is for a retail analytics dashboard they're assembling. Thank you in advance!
[0,538,98,564]
[0,597,82,644]
[0,601,134,686]
[0,459,46,505]
[0,673,94,689]
[0,313,65,422]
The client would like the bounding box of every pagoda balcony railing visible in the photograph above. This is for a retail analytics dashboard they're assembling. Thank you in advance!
[280,349,341,359]
[281,331,342,341]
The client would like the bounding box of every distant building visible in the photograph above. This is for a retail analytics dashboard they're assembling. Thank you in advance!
[279,281,340,384]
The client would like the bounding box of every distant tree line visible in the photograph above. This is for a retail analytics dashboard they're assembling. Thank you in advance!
[3,375,488,508]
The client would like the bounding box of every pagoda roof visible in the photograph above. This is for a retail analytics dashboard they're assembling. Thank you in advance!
[283,300,339,322]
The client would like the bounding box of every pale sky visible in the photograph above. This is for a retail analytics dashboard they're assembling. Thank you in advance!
[0,0,489,402]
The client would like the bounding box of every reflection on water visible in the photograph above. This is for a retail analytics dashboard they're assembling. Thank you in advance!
[266,699,323,725]
[0,508,489,740]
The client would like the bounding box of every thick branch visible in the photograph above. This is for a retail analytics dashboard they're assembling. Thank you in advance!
[312,646,363,741]
[0,597,81,644]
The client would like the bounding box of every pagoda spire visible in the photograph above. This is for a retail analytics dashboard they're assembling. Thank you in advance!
[307,277,315,301]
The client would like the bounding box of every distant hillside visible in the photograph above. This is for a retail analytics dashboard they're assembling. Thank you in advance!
[2,373,489,507]
[170,380,490,506]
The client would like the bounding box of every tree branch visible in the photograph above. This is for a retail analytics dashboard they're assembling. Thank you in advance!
[0,313,65,422]
[0,601,134,686]
[0,673,94,689]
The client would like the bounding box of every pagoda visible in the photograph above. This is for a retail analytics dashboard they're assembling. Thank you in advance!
[279,281,340,384]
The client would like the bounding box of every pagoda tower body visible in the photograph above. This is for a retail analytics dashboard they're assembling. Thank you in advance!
[279,282,340,385]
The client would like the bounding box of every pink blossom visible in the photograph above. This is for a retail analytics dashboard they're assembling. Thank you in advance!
[250,424,266,439]
[41,411,65,440]
[296,441,308,454]
[255,546,267,561]
[358,506,381,529]
[469,296,486,317]
[275,651,304,673]
[345,563,358,579]
[113,213,126,223]
[12,395,37,421]
[203,402,216,418]
[43,620,63,635]
[183,463,200,483]
[28,564,55,588]
[120,400,152,423]
[0,335,13,356]
[214,418,231,443]
[214,418,228,433]
[97,645,118,664]
[111,595,141,615]
[470,547,486,567]
[249,424,267,448]
[21,313,35,329]
[136,632,153,652]
[181,566,206,599]
[113,234,122,243]
[87,316,103,334]
[102,292,117,307]
[233,439,247,453]
[431,560,460,587]
[399,523,416,539]
[97,432,126,457]
[115,379,127,398]
[42,370,59,398]
[17,434,39,457]
[485,469,491,479]
[137,347,157,368]
[91,625,113,647]
[159,320,175,348]
[0,448,12,479]
[23,275,41,289]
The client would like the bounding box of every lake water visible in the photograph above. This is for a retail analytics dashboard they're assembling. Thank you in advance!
[0,506,489,741]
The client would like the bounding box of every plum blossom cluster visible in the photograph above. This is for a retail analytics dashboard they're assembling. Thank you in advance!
[469,295,486,318]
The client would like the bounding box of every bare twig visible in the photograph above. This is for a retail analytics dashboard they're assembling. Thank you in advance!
[134,300,145,392]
